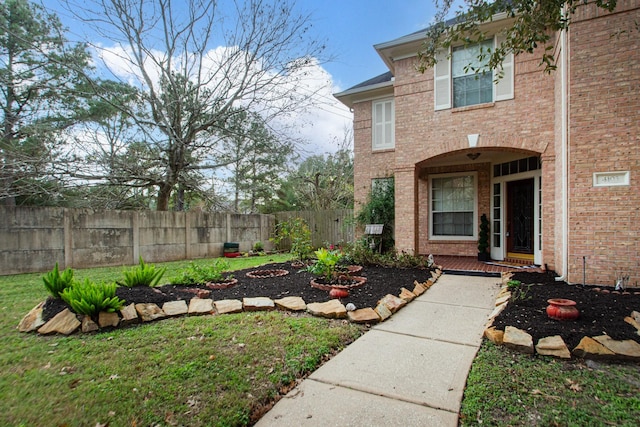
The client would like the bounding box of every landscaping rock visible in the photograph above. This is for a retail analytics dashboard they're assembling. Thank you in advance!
[572,336,615,359]
[495,293,511,306]
[274,296,306,311]
[347,307,380,324]
[214,299,243,314]
[98,311,120,328]
[188,298,214,315]
[120,303,139,325]
[488,302,508,322]
[536,335,571,359]
[592,335,640,361]
[378,294,407,313]
[503,326,534,354]
[162,300,188,316]
[484,327,504,345]
[374,302,392,321]
[624,315,640,335]
[243,297,275,311]
[399,287,416,302]
[135,303,166,322]
[18,301,46,332]
[412,281,428,296]
[306,300,346,319]
[38,309,80,335]
[81,315,99,333]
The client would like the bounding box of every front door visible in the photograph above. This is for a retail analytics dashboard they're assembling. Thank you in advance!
[506,178,535,256]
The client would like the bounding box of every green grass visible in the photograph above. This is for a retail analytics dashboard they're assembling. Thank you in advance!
[460,341,640,426]
[0,254,364,426]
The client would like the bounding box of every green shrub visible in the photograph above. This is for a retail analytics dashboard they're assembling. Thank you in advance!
[343,241,431,269]
[42,263,74,298]
[121,256,166,287]
[171,259,232,285]
[253,241,264,252]
[305,248,344,281]
[60,279,125,316]
[271,217,313,261]
[355,177,395,252]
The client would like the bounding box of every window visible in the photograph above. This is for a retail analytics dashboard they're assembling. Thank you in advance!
[452,40,493,107]
[372,99,394,150]
[434,35,514,110]
[430,174,476,238]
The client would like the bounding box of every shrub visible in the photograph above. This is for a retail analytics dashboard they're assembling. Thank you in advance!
[171,259,232,285]
[42,263,74,298]
[305,248,344,282]
[271,217,313,261]
[121,256,166,287]
[355,178,395,252]
[60,279,125,316]
[343,241,432,269]
[253,241,264,252]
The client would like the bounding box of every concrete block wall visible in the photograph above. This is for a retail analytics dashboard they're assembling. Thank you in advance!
[0,206,275,275]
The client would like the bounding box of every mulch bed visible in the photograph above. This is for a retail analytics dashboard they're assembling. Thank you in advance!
[42,262,433,321]
[41,264,640,351]
[492,271,640,349]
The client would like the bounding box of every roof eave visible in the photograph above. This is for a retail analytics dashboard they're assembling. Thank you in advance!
[334,80,394,109]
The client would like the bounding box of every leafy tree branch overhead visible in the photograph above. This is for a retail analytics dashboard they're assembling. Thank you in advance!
[417,0,619,75]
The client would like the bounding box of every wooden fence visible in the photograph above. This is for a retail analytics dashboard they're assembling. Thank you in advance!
[274,209,354,249]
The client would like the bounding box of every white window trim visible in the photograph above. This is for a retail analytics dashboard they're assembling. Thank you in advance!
[428,172,478,241]
[372,98,395,151]
[434,35,514,111]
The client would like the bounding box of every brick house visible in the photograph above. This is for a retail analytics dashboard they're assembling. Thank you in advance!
[335,1,639,285]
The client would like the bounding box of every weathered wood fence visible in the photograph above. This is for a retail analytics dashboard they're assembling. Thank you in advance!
[0,207,355,275]
[274,210,354,249]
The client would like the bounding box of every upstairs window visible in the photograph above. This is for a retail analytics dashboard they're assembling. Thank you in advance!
[372,99,394,150]
[434,35,514,110]
[452,40,494,107]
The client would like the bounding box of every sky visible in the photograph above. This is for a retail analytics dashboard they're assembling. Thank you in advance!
[40,0,441,155]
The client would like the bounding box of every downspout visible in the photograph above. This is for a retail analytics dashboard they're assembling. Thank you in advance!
[555,16,569,282]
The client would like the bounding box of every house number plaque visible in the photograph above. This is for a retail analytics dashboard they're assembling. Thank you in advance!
[593,171,630,187]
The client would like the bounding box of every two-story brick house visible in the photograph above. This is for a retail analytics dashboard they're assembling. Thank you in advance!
[335,1,639,285]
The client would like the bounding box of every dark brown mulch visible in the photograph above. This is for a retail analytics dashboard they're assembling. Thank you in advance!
[42,262,433,322]
[41,264,640,351]
[492,271,640,350]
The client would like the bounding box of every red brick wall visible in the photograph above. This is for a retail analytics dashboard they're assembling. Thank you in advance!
[566,1,640,285]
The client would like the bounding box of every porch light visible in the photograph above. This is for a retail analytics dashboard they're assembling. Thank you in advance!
[467,153,481,161]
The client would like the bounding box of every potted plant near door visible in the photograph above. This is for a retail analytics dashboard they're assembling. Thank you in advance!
[478,214,490,261]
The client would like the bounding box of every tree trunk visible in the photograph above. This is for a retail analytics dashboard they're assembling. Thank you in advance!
[156,182,173,211]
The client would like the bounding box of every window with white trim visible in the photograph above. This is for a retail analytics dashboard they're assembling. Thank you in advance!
[434,35,514,110]
[430,174,476,238]
[372,99,394,150]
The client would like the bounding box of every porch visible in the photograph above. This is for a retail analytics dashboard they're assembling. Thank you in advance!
[434,255,543,276]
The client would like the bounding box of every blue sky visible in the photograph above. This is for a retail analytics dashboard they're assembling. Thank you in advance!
[307,0,439,90]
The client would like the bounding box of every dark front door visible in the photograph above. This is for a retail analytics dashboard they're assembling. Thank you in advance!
[506,178,534,255]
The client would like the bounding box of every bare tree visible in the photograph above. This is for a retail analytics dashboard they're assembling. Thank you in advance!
[67,0,326,210]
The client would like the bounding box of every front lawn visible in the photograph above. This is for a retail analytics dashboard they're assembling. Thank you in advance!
[0,255,364,426]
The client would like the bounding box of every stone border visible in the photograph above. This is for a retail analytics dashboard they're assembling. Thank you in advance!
[18,269,445,336]
[245,269,289,279]
[484,272,640,361]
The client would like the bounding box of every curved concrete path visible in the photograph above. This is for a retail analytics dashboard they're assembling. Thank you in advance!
[256,274,501,426]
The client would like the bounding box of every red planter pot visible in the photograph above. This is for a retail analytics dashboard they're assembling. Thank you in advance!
[546,298,580,320]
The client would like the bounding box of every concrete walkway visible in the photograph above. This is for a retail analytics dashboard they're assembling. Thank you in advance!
[256,274,501,427]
